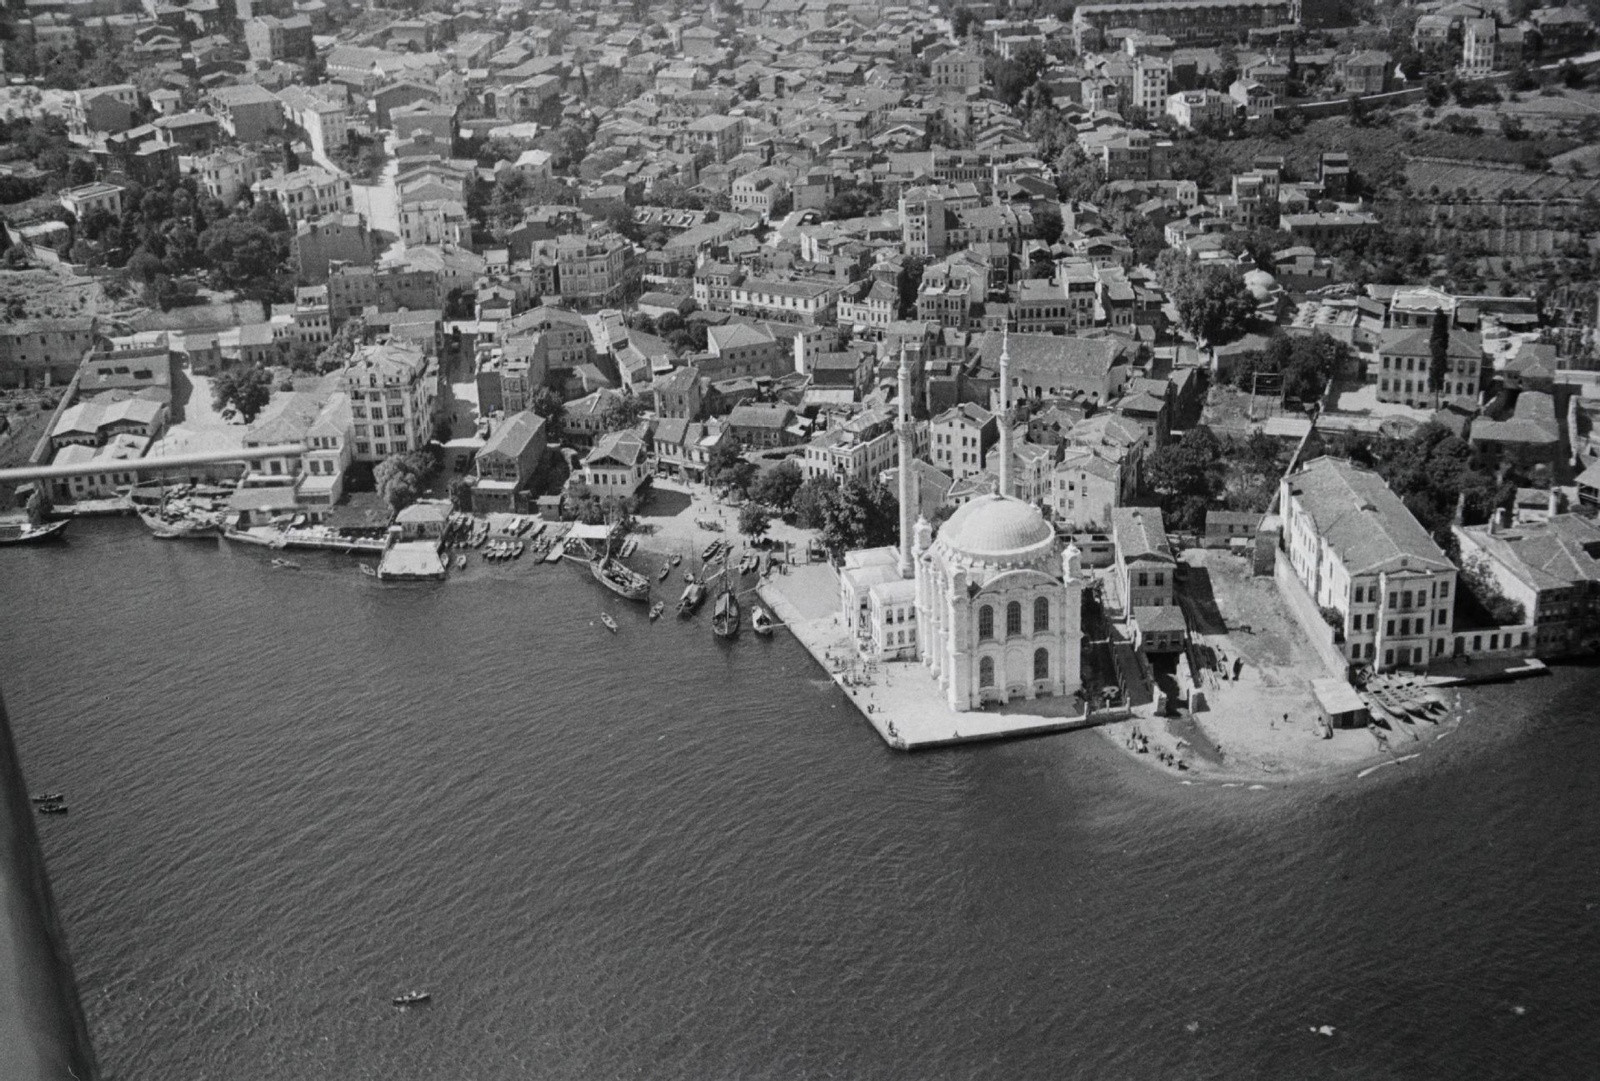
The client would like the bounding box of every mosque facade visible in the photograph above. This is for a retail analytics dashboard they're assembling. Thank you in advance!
[840,333,1084,712]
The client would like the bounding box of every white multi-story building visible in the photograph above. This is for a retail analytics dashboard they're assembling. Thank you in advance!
[1280,456,1458,672]
[191,147,262,206]
[802,408,927,487]
[253,166,354,225]
[399,197,470,248]
[929,402,995,481]
[339,341,437,462]
[277,84,348,158]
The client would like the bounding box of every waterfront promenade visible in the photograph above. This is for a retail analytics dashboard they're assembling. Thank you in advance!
[758,563,1101,750]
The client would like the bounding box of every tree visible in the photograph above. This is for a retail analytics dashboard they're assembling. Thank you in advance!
[530,386,567,440]
[1157,252,1258,344]
[375,450,439,515]
[598,392,644,433]
[819,479,898,553]
[1428,310,1450,402]
[1031,205,1064,245]
[791,474,839,529]
[1461,554,1526,625]
[951,6,975,38]
[897,255,926,318]
[211,364,272,423]
[738,502,771,541]
[198,217,284,292]
[707,445,757,496]
[751,459,804,513]
[1143,425,1226,529]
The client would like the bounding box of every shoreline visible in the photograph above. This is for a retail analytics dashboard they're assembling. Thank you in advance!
[1091,691,1468,787]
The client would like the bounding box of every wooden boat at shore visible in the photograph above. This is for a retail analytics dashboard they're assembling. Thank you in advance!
[712,584,741,639]
[0,518,68,545]
[590,555,650,601]
[752,605,774,636]
[677,580,705,615]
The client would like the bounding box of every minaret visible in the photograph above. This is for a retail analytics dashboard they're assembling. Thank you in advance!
[896,344,916,578]
[998,325,1013,499]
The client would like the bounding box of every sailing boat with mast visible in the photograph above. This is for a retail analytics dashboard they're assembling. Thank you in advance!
[710,558,741,639]
[588,534,650,602]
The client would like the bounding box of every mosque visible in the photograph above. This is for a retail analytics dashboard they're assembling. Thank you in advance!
[840,333,1085,713]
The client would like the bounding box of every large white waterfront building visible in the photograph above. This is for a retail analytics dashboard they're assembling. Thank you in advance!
[841,336,1085,712]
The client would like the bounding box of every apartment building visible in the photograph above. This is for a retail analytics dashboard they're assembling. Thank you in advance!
[339,341,437,462]
[1280,456,1457,671]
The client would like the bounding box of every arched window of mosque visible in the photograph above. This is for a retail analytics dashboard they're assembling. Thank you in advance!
[1033,597,1049,632]
[1006,601,1022,636]
[979,656,995,688]
[978,605,994,640]
[1034,648,1049,681]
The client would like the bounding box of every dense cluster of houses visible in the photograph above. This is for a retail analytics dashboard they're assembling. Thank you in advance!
[2,0,1598,666]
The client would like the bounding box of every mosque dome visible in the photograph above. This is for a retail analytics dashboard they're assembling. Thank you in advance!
[937,494,1055,562]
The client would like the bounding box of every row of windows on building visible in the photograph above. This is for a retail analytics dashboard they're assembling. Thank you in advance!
[977,598,1051,639]
[977,648,1052,687]
[1380,378,1473,398]
[1352,582,1450,605]
[1349,611,1448,634]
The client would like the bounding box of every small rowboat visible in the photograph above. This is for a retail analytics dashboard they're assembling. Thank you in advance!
[600,613,619,634]
[649,601,665,621]
[392,990,430,1007]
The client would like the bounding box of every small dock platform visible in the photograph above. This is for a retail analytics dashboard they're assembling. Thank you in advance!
[377,540,447,581]
[758,563,1098,751]
[1427,657,1550,687]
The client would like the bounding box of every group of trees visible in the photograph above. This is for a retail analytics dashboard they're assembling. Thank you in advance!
[331,131,387,183]
[64,174,295,308]
[625,310,708,354]
[1143,425,1228,531]
[1223,331,1355,404]
[742,462,899,554]
[1154,251,1260,345]
[375,448,441,514]
[564,481,638,527]
[211,365,274,424]
[1348,422,1506,545]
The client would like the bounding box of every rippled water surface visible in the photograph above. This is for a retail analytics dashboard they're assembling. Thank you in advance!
[3,520,1599,1079]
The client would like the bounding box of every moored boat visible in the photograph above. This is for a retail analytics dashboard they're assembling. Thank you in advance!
[752,605,774,636]
[677,580,705,615]
[30,792,63,803]
[359,563,377,577]
[0,518,69,545]
[712,585,741,639]
[600,613,619,633]
[392,991,430,1007]
[37,803,68,815]
[658,565,671,581]
[455,554,467,570]
[270,558,300,569]
[590,555,650,601]
[649,601,665,621]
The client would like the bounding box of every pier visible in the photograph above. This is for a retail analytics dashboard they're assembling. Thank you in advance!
[759,563,1103,751]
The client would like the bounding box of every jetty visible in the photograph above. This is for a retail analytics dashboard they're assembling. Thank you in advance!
[758,563,1104,751]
